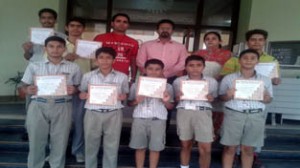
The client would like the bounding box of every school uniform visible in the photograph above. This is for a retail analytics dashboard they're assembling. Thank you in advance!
[128,83,174,151]
[79,69,129,168]
[21,58,82,168]
[219,71,273,147]
[173,75,218,143]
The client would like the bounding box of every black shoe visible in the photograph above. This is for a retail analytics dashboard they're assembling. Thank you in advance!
[21,133,28,141]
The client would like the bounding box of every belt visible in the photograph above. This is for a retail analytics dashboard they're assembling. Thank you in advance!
[226,107,263,114]
[31,97,72,104]
[91,109,118,113]
[179,106,212,111]
[140,117,160,120]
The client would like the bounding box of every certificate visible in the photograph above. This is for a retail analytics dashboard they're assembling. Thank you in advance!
[255,62,279,78]
[234,80,264,101]
[75,40,102,58]
[137,76,167,98]
[35,75,67,96]
[88,84,118,106]
[180,80,208,101]
[30,27,54,45]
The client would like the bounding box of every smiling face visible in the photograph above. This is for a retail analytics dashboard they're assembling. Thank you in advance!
[185,60,205,79]
[39,12,56,28]
[111,16,129,33]
[96,52,114,70]
[45,41,65,59]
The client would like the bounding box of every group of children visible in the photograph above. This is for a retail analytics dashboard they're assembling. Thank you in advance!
[21,33,274,168]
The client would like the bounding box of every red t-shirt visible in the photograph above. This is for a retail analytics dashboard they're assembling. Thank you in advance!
[94,32,139,75]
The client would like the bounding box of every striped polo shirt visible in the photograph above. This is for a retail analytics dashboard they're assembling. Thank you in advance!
[128,83,174,120]
[173,75,218,109]
[219,71,273,111]
[79,69,129,110]
[21,58,82,99]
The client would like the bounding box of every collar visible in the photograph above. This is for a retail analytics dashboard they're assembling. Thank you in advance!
[96,68,117,76]
[186,74,205,80]
[44,58,67,65]
[237,71,258,79]
[155,38,173,43]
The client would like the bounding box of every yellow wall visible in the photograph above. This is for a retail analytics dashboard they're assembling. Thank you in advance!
[0,0,67,96]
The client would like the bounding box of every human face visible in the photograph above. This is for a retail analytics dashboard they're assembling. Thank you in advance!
[45,41,65,58]
[185,60,205,78]
[238,53,259,70]
[145,64,163,78]
[111,16,129,33]
[157,23,173,39]
[39,12,56,28]
[96,52,114,70]
[204,33,221,49]
[65,21,85,37]
[247,34,266,52]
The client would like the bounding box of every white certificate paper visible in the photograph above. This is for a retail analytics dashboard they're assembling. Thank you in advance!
[35,75,67,96]
[255,62,279,78]
[75,40,102,58]
[30,27,54,45]
[234,80,264,101]
[180,80,208,101]
[137,76,167,98]
[88,84,117,106]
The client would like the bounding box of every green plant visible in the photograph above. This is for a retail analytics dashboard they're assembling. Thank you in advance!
[4,71,24,99]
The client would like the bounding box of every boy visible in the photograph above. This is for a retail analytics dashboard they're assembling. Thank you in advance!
[79,47,129,168]
[64,17,89,163]
[128,59,174,168]
[173,55,218,168]
[219,49,273,168]
[21,36,82,168]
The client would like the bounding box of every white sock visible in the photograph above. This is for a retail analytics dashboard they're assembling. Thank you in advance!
[180,165,189,168]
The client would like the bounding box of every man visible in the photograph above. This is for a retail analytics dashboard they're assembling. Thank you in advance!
[94,13,139,82]
[22,8,66,62]
[136,19,188,84]
[64,17,89,163]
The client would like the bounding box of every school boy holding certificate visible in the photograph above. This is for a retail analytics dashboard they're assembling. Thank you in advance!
[173,55,218,168]
[79,47,129,168]
[128,59,174,168]
[21,36,82,168]
[219,49,273,168]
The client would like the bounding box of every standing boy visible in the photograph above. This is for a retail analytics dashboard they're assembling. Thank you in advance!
[128,59,174,168]
[79,47,129,168]
[219,49,273,168]
[21,36,82,168]
[173,55,218,168]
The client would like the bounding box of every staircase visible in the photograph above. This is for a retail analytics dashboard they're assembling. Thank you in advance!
[1,101,300,168]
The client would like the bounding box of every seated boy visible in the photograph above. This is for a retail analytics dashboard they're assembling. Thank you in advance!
[21,36,82,168]
[128,59,174,168]
[173,55,218,168]
[79,47,129,168]
[219,49,273,168]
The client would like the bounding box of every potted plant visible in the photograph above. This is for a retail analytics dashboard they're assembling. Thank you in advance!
[4,71,25,100]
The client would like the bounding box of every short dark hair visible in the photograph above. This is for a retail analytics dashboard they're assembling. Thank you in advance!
[144,59,165,69]
[245,29,268,41]
[239,49,260,59]
[185,55,205,66]
[204,31,222,41]
[66,17,86,27]
[44,36,66,46]
[38,8,57,19]
[156,19,175,30]
[112,13,130,23]
[95,47,117,59]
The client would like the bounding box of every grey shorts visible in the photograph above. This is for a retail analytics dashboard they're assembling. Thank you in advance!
[220,108,265,147]
[176,109,213,143]
[129,118,166,151]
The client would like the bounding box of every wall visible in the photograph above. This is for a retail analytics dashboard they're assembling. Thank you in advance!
[0,0,67,96]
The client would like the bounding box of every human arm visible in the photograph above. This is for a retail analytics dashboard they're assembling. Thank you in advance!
[22,42,33,60]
